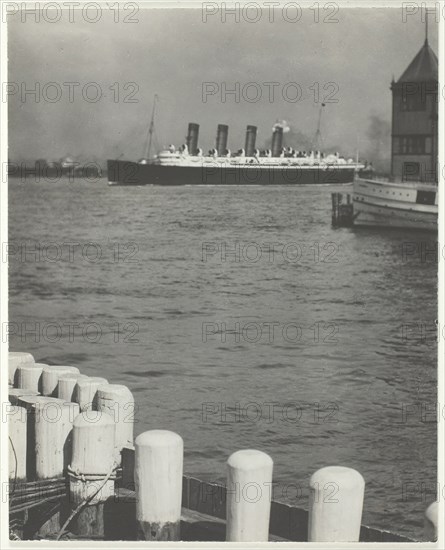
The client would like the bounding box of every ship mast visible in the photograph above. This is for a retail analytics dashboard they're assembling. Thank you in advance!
[143,94,158,159]
[311,103,325,150]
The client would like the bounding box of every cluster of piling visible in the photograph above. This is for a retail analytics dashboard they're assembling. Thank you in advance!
[7,350,438,542]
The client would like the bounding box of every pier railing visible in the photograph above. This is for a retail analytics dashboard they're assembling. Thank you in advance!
[7,351,438,542]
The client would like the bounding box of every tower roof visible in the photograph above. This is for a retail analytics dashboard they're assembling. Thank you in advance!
[397,40,438,83]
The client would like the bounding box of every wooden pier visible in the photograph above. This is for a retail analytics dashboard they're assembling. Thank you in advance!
[7,351,438,542]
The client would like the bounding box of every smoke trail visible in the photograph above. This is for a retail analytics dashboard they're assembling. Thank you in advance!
[362,114,391,173]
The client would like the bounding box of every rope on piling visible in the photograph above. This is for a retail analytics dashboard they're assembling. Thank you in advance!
[56,462,118,541]
[67,464,121,481]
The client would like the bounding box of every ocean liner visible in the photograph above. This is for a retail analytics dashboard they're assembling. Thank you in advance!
[352,32,438,231]
[107,102,364,186]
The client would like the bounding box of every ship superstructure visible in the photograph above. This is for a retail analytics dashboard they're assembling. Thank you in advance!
[108,121,364,186]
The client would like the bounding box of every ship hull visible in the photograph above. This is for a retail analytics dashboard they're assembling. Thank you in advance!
[107,159,357,186]
[353,178,437,231]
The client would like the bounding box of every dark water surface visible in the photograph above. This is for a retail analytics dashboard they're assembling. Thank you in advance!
[9,178,437,540]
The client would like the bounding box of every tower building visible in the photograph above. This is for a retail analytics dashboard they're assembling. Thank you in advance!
[390,36,438,182]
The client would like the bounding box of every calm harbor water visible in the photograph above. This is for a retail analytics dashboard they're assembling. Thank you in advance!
[9,178,437,540]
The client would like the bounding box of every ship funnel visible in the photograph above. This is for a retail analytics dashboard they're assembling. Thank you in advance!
[186,123,199,155]
[245,125,257,157]
[272,126,283,157]
[216,124,229,156]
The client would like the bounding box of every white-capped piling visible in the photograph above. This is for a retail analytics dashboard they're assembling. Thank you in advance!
[226,449,273,542]
[41,365,80,397]
[17,363,44,393]
[35,398,79,478]
[9,351,35,385]
[8,388,39,406]
[7,404,27,481]
[308,466,365,542]
[74,377,108,411]
[135,430,183,540]
[32,397,79,536]
[17,395,59,481]
[68,411,116,538]
[424,501,438,540]
[97,384,134,460]
[58,373,87,402]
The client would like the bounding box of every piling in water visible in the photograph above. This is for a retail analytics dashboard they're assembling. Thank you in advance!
[74,377,108,412]
[331,193,354,227]
[17,363,44,393]
[33,398,79,535]
[41,366,80,397]
[9,351,35,385]
[135,430,183,540]
[35,398,79,479]
[96,384,134,462]
[8,388,39,406]
[8,404,27,481]
[68,411,116,538]
[308,466,365,542]
[58,373,87,402]
[226,449,273,541]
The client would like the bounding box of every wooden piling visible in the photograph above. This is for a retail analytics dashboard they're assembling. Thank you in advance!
[226,449,273,542]
[35,398,79,479]
[8,388,39,406]
[308,466,365,542]
[331,193,354,227]
[41,366,80,397]
[73,377,108,412]
[134,430,183,541]
[424,501,438,541]
[32,398,79,536]
[58,373,87,402]
[68,411,116,538]
[96,384,134,460]
[16,396,68,482]
[8,404,27,481]
[9,351,35,385]
[17,363,44,393]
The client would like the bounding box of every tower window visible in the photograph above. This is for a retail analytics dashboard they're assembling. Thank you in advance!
[400,90,426,111]
[395,136,427,154]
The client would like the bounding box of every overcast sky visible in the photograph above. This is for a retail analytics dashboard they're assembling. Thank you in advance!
[7,6,438,163]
